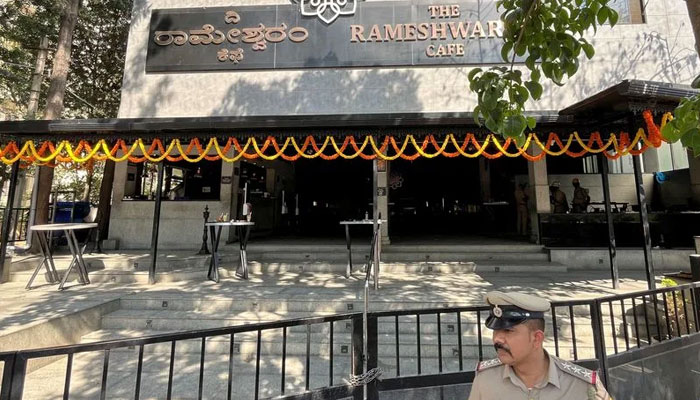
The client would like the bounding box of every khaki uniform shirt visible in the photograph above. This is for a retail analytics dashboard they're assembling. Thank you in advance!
[552,190,569,213]
[467,354,612,400]
[572,187,590,212]
[514,188,528,207]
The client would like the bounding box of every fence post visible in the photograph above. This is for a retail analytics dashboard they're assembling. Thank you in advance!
[1,353,27,400]
[589,300,609,387]
[690,255,700,328]
[351,315,364,400]
[1,354,15,400]
[0,163,20,284]
[366,315,379,400]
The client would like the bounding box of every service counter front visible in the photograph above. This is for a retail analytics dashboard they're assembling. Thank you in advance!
[539,212,700,248]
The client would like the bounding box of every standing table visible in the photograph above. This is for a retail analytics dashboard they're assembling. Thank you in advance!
[27,223,98,290]
[205,221,255,282]
[339,220,383,278]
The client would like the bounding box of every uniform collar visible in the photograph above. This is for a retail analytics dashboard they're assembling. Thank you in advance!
[501,351,560,390]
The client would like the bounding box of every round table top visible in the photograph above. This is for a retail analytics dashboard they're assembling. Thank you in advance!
[340,220,385,225]
[30,223,98,231]
[205,221,255,226]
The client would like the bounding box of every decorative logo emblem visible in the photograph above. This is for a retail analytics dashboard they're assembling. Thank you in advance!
[493,306,503,318]
[300,0,356,24]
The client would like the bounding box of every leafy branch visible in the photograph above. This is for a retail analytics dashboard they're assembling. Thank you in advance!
[468,0,618,142]
[661,78,700,156]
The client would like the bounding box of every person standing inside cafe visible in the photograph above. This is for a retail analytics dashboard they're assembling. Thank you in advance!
[571,178,591,213]
[514,182,529,236]
[549,181,569,213]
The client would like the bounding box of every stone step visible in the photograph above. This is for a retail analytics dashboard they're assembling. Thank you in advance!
[246,243,545,254]
[119,297,481,313]
[21,351,359,400]
[244,252,551,263]
[10,252,211,273]
[99,309,634,342]
[81,328,596,360]
[11,259,566,284]
[117,296,642,319]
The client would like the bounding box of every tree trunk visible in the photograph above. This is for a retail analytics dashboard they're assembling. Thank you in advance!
[32,0,81,251]
[81,169,93,202]
[687,0,700,57]
[0,166,8,203]
[96,160,115,242]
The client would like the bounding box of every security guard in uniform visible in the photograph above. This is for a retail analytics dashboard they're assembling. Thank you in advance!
[467,291,612,400]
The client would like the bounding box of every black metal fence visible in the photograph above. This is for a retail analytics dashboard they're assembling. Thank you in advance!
[1,283,699,400]
[0,208,29,243]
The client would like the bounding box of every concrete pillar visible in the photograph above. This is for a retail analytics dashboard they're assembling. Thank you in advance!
[375,159,390,245]
[227,149,240,243]
[479,158,491,202]
[527,146,549,243]
[642,147,661,174]
[689,149,700,207]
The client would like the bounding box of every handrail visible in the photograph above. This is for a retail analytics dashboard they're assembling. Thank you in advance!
[0,312,360,359]
[353,213,382,399]
[595,281,700,302]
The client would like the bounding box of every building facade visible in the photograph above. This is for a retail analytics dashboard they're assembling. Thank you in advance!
[110,0,700,249]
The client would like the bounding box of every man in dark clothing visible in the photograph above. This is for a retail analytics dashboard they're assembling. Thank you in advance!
[571,178,590,213]
[549,181,569,213]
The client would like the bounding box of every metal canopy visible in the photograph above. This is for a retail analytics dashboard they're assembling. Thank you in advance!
[560,79,699,125]
[0,111,575,142]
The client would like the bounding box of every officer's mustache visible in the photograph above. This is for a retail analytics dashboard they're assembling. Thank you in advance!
[494,343,512,355]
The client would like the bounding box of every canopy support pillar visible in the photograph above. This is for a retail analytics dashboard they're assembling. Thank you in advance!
[598,154,619,289]
[632,150,655,290]
[149,162,165,285]
[0,163,19,283]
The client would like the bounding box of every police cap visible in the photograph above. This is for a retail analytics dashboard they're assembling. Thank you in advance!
[484,291,551,330]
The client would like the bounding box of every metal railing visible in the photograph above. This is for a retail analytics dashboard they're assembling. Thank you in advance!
[0,281,698,399]
[0,207,30,243]
[0,313,366,400]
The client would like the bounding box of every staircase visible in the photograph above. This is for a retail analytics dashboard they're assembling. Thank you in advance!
[9,241,564,285]
[41,287,640,399]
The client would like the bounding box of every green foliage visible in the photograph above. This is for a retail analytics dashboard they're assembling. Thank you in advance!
[468,0,618,140]
[52,162,105,203]
[660,277,678,288]
[0,0,132,119]
[662,95,700,156]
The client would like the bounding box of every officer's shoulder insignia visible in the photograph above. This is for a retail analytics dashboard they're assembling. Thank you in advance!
[552,357,596,384]
[476,358,502,372]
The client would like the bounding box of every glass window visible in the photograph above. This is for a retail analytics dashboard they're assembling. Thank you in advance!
[123,160,222,201]
[582,154,636,174]
[608,0,645,24]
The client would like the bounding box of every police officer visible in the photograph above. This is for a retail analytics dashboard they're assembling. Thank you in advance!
[571,178,591,213]
[514,183,529,236]
[549,181,569,213]
[468,291,612,400]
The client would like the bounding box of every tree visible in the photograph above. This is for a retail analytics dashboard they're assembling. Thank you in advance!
[0,0,132,118]
[33,0,81,238]
[467,0,618,143]
[1,0,132,243]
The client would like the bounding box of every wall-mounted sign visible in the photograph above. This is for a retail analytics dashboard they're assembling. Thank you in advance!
[221,176,232,184]
[146,1,505,72]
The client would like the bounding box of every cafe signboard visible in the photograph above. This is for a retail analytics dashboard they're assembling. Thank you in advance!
[146,0,505,72]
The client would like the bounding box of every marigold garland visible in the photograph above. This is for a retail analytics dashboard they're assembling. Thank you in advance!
[0,111,673,165]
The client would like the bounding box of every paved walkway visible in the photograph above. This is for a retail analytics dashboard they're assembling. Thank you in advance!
[0,267,660,350]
